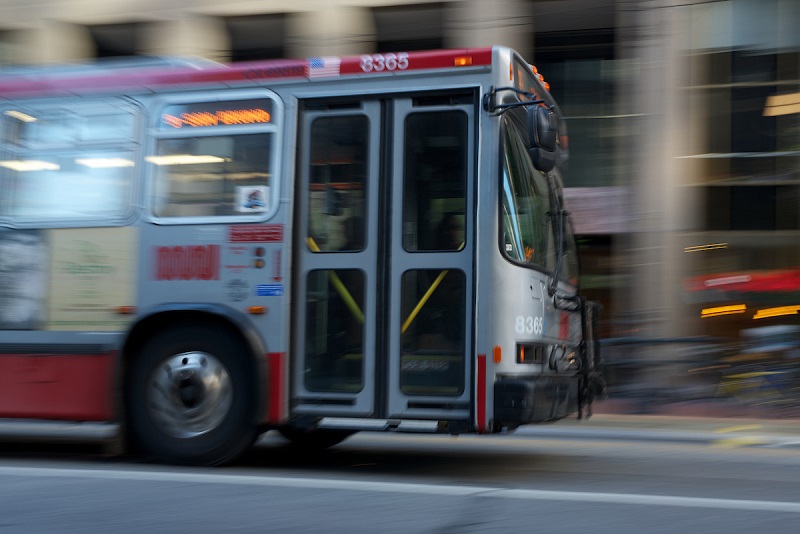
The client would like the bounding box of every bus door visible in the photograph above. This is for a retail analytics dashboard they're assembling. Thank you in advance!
[293,93,475,423]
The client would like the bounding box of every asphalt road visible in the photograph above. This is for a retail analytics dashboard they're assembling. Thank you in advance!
[1,425,799,533]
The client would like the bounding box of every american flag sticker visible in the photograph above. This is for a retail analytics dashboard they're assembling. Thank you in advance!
[307,56,341,78]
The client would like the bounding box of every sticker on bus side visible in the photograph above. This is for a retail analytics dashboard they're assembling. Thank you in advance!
[257,284,284,297]
[229,224,284,243]
[226,279,250,302]
[236,186,269,213]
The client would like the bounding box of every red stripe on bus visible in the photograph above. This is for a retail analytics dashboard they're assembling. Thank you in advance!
[267,352,286,423]
[0,353,115,421]
[339,48,493,75]
[477,354,487,433]
[0,49,494,97]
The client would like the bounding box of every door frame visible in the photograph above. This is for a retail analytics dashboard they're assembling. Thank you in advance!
[290,93,477,422]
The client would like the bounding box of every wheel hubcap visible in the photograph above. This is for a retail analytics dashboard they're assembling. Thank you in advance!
[147,351,232,438]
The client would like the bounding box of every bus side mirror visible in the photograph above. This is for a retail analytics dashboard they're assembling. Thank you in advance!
[527,106,558,173]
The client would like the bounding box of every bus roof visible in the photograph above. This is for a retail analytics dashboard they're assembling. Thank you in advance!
[0,48,495,98]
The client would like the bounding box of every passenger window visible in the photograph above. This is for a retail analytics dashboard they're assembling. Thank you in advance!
[151,134,272,217]
[150,97,277,219]
[0,99,138,222]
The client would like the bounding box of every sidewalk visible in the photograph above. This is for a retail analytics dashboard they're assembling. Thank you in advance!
[592,397,800,428]
[521,399,800,448]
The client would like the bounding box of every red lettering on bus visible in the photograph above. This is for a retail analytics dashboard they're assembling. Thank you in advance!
[155,245,220,281]
[228,224,284,243]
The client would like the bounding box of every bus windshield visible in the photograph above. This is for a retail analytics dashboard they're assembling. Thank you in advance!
[500,115,555,271]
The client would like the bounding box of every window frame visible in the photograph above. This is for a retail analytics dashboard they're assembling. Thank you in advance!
[146,89,283,225]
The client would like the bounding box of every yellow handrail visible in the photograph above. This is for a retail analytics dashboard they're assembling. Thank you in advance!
[401,270,449,334]
[307,236,462,333]
[306,237,364,325]
[401,240,463,334]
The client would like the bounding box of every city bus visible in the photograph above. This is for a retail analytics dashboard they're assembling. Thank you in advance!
[0,46,604,465]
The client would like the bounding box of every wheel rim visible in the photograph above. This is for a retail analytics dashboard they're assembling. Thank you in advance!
[146,351,233,438]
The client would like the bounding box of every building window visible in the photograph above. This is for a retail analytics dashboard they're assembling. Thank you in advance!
[372,3,445,53]
[88,23,143,58]
[533,29,623,188]
[704,186,800,231]
[225,14,287,62]
[690,48,800,234]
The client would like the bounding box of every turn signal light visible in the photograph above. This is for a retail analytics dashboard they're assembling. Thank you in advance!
[454,56,473,67]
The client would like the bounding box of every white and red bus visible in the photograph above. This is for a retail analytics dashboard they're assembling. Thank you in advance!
[0,46,603,465]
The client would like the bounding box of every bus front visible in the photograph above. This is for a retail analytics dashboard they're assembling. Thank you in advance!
[478,49,603,433]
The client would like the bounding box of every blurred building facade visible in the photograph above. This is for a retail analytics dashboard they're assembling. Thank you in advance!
[1,0,798,353]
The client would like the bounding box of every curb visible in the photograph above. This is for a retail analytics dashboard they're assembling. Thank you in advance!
[516,422,800,449]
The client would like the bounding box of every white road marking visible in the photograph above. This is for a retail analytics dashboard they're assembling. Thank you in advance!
[1,465,800,513]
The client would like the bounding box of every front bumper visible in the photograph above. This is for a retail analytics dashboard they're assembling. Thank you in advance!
[494,376,579,426]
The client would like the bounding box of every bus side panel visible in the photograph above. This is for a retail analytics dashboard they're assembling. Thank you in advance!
[0,352,115,420]
[0,225,134,422]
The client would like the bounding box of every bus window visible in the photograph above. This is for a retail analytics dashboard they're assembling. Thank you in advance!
[151,134,272,218]
[402,111,467,252]
[16,110,78,146]
[307,115,368,252]
[150,97,277,219]
[500,115,554,270]
[1,100,138,222]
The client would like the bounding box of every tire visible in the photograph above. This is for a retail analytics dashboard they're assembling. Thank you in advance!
[126,322,257,466]
[279,427,355,450]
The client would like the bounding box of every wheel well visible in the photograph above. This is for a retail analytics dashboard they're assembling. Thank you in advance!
[119,310,264,427]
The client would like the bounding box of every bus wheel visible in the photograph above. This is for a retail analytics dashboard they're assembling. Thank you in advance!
[126,323,257,466]
[279,428,355,450]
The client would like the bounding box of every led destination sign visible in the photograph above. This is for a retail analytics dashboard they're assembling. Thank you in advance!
[160,99,273,129]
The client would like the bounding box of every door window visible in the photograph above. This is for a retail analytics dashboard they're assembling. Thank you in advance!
[307,115,368,252]
[304,268,365,393]
[302,114,371,394]
[401,111,467,252]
